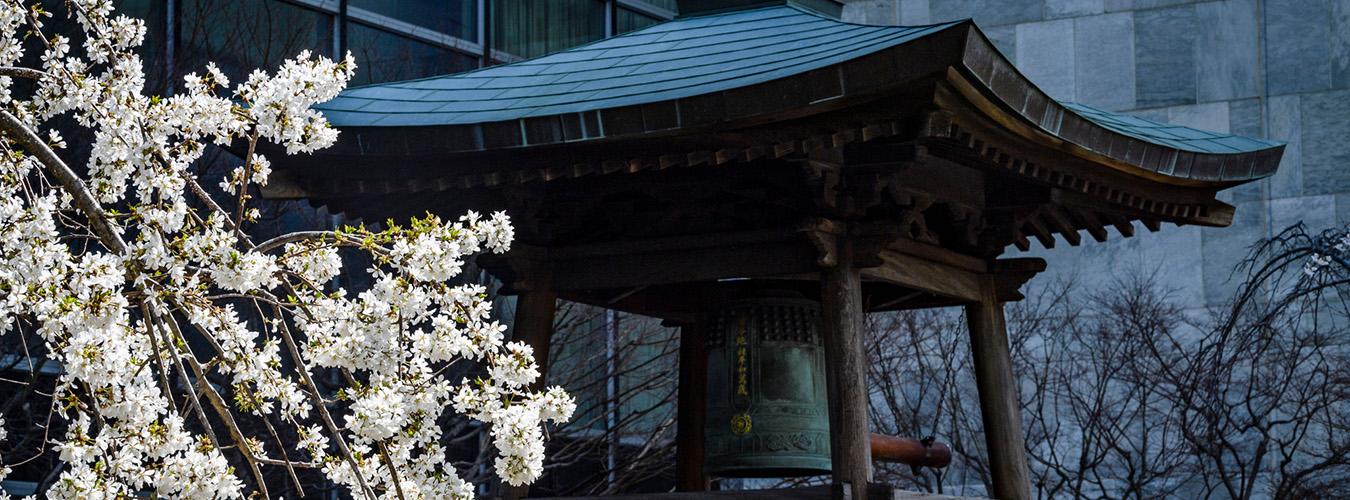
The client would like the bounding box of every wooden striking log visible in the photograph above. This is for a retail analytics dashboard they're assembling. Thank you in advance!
[965,276,1031,500]
[676,322,710,491]
[820,236,873,500]
[869,434,952,468]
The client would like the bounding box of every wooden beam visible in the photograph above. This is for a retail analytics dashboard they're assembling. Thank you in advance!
[886,238,988,273]
[1102,212,1135,238]
[258,170,310,199]
[990,258,1048,302]
[820,238,873,500]
[861,247,1044,305]
[507,289,558,500]
[1066,207,1109,243]
[964,277,1032,500]
[1040,206,1082,246]
[676,322,709,492]
[481,231,822,292]
[862,250,982,302]
[1141,217,1162,232]
[1023,216,1056,249]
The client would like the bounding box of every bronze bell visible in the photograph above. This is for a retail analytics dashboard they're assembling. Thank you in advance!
[703,297,832,477]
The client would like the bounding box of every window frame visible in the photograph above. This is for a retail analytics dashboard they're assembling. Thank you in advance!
[168,0,676,86]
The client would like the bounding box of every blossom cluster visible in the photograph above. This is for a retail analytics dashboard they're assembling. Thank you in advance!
[0,0,573,498]
[1302,228,1350,278]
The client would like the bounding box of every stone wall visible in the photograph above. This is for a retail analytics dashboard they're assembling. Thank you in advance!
[842,0,1350,310]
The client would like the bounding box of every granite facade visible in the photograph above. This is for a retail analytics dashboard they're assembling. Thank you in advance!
[841,0,1349,310]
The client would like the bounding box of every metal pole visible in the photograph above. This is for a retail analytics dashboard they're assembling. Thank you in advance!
[604,309,619,490]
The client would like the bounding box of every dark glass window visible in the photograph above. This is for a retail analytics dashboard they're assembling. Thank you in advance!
[637,0,678,12]
[350,0,477,41]
[347,22,477,85]
[616,7,661,34]
[179,0,333,83]
[492,0,605,60]
[113,0,168,92]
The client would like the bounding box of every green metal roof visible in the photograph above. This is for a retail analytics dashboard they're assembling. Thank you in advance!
[1062,102,1281,155]
[311,4,1283,183]
[319,6,953,125]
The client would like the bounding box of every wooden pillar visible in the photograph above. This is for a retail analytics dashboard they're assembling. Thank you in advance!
[514,290,558,377]
[675,321,709,491]
[965,276,1031,500]
[506,289,558,500]
[820,237,872,500]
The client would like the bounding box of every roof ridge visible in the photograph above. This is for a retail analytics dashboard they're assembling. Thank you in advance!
[340,5,808,91]
[329,25,919,103]
[322,26,937,116]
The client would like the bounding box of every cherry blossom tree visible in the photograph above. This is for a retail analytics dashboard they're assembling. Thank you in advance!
[0,0,574,498]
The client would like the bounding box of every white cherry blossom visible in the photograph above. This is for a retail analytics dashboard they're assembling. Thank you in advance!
[0,0,573,497]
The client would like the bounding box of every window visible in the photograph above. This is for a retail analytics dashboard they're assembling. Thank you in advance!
[617,7,661,34]
[349,0,477,41]
[492,0,607,60]
[179,0,333,82]
[641,0,678,11]
[113,0,168,91]
[347,22,478,86]
[158,0,678,89]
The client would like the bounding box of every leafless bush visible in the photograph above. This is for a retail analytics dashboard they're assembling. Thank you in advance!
[866,224,1350,499]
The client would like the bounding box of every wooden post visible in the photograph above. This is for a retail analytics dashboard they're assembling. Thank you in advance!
[675,321,709,491]
[514,290,558,378]
[965,276,1031,500]
[820,237,872,500]
[507,289,558,500]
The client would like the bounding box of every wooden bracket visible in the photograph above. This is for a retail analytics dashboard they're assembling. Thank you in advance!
[803,158,843,212]
[799,217,845,267]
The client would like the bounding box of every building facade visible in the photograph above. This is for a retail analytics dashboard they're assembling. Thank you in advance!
[121,0,677,91]
[842,0,1348,311]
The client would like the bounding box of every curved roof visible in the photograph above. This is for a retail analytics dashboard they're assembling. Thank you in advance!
[320,7,953,125]
[312,4,1282,184]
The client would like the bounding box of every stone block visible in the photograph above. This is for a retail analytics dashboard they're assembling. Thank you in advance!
[1017,18,1076,101]
[1334,0,1350,88]
[1265,0,1331,95]
[1074,12,1135,110]
[1047,0,1104,18]
[1271,194,1336,233]
[1106,0,1199,11]
[897,0,930,25]
[1131,108,1169,122]
[1227,98,1262,137]
[1134,6,1198,107]
[984,25,1017,63]
[1196,0,1260,101]
[1166,101,1230,133]
[841,0,899,25]
[1202,198,1268,306]
[929,0,1042,26]
[1133,224,1207,306]
[1299,89,1350,195]
[1336,193,1350,224]
[1266,94,1302,199]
